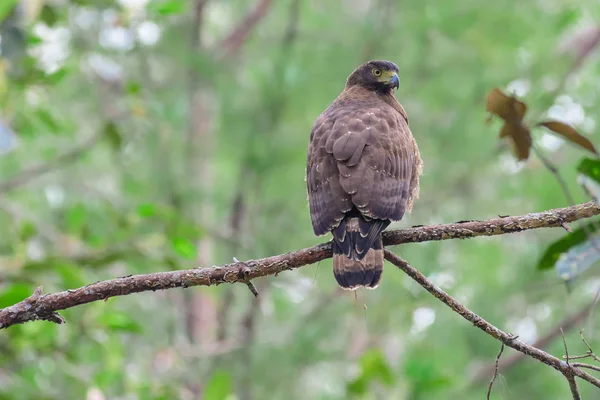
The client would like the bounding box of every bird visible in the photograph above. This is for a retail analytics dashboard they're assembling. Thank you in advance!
[306,60,422,290]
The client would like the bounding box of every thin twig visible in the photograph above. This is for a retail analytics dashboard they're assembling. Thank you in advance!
[561,333,600,400]
[579,330,600,362]
[382,250,600,391]
[559,329,581,399]
[246,282,259,297]
[565,354,596,360]
[1,201,599,329]
[487,343,505,400]
[232,257,259,298]
[531,144,576,205]
[474,298,597,384]
[572,362,600,372]
[561,222,573,233]
[562,328,570,366]
[564,331,600,364]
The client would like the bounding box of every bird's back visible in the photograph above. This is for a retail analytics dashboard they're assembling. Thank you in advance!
[306,62,422,290]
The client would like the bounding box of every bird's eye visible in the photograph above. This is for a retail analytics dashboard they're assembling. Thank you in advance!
[372,68,382,77]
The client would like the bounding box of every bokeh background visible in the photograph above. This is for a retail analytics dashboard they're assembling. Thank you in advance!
[1,0,600,399]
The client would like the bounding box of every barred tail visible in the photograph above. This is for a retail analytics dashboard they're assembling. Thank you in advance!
[332,215,385,290]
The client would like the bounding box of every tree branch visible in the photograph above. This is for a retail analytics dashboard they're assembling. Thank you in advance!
[572,363,600,373]
[0,201,598,329]
[486,343,505,400]
[560,328,582,400]
[382,201,598,245]
[472,298,596,383]
[383,250,600,393]
[566,374,582,400]
[2,202,600,394]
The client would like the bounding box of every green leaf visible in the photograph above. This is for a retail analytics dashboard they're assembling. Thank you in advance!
[125,81,142,95]
[137,203,157,218]
[556,7,580,30]
[204,370,232,400]
[347,349,394,395]
[19,221,37,241]
[40,5,59,27]
[577,158,600,185]
[0,0,18,23]
[148,1,186,16]
[537,222,599,270]
[403,352,451,390]
[103,122,123,150]
[171,237,196,259]
[0,283,34,308]
[99,312,143,334]
[45,67,70,85]
[70,0,118,6]
[167,214,205,241]
[347,377,368,395]
[26,32,43,46]
[36,109,61,134]
[66,203,87,233]
[555,235,600,282]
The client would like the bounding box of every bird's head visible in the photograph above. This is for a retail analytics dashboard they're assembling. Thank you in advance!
[345,60,400,93]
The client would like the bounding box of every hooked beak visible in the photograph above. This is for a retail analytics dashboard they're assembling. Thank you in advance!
[389,74,399,90]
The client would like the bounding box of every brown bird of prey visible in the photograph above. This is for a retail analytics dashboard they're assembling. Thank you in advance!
[306,60,422,290]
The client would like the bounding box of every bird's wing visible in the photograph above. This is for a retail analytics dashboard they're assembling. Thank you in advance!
[307,103,418,238]
[307,113,352,236]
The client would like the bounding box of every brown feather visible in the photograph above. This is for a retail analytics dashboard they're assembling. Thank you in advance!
[333,248,383,290]
[332,218,385,290]
[306,60,422,289]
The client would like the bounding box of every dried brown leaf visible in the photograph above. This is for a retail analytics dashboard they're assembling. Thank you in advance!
[514,100,527,121]
[538,121,598,155]
[500,122,531,161]
[486,88,527,122]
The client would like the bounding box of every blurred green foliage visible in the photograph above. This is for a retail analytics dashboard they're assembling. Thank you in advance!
[1,0,600,399]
